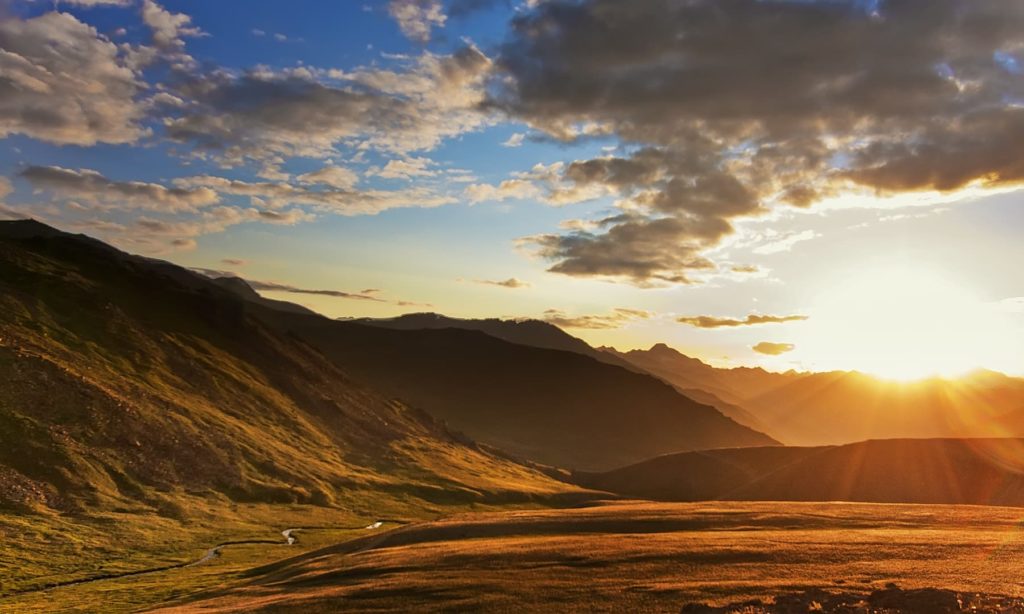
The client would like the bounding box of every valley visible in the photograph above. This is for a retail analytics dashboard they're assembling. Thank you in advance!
[2,220,1024,613]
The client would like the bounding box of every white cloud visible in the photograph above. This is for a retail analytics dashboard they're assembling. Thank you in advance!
[297,165,360,189]
[388,0,446,43]
[141,0,204,49]
[752,230,818,255]
[502,132,525,147]
[0,12,147,145]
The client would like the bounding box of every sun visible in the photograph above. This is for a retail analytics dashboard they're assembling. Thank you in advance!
[793,264,1014,381]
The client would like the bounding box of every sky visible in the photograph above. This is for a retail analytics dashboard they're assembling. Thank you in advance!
[0,0,1022,378]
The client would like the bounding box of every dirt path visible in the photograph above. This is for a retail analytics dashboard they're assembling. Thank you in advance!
[0,521,388,599]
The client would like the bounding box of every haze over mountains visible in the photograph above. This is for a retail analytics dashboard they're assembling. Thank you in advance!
[608,343,1024,446]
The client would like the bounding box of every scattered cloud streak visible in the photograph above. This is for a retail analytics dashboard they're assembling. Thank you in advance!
[753,342,796,356]
[473,277,530,289]
[245,279,384,301]
[678,314,808,329]
[542,307,652,330]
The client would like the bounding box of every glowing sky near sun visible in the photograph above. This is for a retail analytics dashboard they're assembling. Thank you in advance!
[1,0,1022,378]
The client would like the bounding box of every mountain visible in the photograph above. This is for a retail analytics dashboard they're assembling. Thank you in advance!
[210,275,317,315]
[578,438,1024,507]
[231,310,779,471]
[602,343,781,432]
[611,344,1024,446]
[606,343,801,405]
[356,312,638,370]
[356,314,772,435]
[0,220,574,515]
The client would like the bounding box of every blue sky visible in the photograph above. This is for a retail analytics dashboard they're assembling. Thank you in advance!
[1,0,1022,378]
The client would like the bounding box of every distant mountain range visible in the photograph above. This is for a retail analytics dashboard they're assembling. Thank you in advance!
[578,438,1024,507]
[608,344,1024,446]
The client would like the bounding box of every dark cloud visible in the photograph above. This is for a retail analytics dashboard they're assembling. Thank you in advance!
[678,314,808,328]
[542,307,652,329]
[191,269,391,303]
[494,0,1024,283]
[245,279,385,301]
[752,342,796,356]
[527,214,720,285]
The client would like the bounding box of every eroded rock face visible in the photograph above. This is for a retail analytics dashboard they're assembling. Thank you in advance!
[680,586,1024,614]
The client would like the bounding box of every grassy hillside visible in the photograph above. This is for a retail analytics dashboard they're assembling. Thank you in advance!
[0,220,585,601]
[578,438,1024,506]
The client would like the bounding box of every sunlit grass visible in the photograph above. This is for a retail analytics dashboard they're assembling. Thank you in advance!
[148,501,1024,613]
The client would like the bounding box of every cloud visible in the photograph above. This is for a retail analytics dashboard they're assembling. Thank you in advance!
[20,166,219,212]
[502,132,525,147]
[464,178,539,203]
[221,258,247,266]
[526,214,720,285]
[490,0,1024,284]
[190,268,384,302]
[141,0,204,50]
[61,0,132,5]
[730,264,760,274]
[175,175,455,215]
[752,342,796,356]
[752,230,818,255]
[296,164,359,190]
[678,313,809,329]
[374,156,436,180]
[473,277,530,288]
[244,279,384,301]
[388,0,446,42]
[0,11,147,145]
[541,307,652,330]
[163,44,492,163]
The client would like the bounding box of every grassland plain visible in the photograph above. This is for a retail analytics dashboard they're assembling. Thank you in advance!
[141,501,1024,613]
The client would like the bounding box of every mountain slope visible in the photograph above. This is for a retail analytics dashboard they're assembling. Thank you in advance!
[357,312,638,370]
[0,220,573,515]
[233,309,778,471]
[579,438,1024,507]
[354,314,775,437]
[603,344,776,432]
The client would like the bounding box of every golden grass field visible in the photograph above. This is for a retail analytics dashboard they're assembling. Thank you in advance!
[85,500,1024,613]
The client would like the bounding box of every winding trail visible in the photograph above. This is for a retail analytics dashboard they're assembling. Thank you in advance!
[0,521,388,600]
